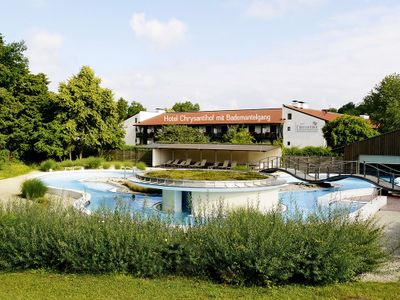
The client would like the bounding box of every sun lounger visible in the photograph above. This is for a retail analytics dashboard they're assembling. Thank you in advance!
[208,161,220,169]
[170,159,180,167]
[217,160,230,169]
[194,159,207,169]
[177,158,191,168]
[160,159,173,167]
[228,161,237,169]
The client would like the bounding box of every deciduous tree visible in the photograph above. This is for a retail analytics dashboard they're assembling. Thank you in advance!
[322,115,378,148]
[171,101,200,112]
[127,101,146,118]
[155,125,209,143]
[363,73,400,132]
[54,66,124,158]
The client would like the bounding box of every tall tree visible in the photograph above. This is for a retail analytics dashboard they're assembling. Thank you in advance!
[54,66,124,158]
[116,97,128,121]
[362,73,400,132]
[322,115,378,149]
[155,125,209,143]
[127,101,146,118]
[171,101,200,112]
[0,34,54,161]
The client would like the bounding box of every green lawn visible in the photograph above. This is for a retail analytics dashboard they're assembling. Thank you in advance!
[145,169,267,181]
[0,272,398,300]
[0,162,32,179]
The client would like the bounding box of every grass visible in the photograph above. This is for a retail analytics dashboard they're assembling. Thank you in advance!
[144,169,267,181]
[0,162,32,179]
[0,272,398,300]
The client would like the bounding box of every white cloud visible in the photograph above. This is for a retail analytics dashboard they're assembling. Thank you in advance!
[26,30,65,89]
[129,13,187,50]
[245,0,325,19]
[104,6,400,111]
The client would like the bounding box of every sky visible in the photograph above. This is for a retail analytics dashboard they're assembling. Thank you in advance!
[2,0,400,111]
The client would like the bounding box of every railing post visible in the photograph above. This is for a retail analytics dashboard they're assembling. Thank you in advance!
[392,173,395,190]
[363,161,366,177]
[327,166,330,178]
[377,168,380,184]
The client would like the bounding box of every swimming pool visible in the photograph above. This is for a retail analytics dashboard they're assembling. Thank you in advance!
[39,170,162,212]
[39,170,374,217]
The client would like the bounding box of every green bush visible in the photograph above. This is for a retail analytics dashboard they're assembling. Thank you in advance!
[284,146,335,157]
[39,159,58,172]
[231,165,251,172]
[59,160,74,168]
[136,162,147,170]
[20,179,48,199]
[102,162,111,169]
[0,204,385,286]
[84,157,104,169]
[114,163,121,170]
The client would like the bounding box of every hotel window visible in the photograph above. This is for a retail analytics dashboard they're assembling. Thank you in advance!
[135,118,138,123]
[287,141,290,146]
[287,113,292,120]
[287,126,291,131]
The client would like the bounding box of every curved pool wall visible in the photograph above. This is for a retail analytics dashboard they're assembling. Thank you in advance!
[37,170,162,212]
[133,171,286,215]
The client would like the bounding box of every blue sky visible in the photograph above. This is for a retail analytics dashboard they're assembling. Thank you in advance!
[2,0,400,110]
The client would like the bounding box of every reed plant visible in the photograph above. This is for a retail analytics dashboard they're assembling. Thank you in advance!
[0,203,386,286]
[20,178,48,199]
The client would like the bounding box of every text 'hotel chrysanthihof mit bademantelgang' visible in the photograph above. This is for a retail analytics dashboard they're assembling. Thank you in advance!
[164,113,272,123]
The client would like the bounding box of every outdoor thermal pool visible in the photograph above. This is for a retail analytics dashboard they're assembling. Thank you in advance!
[39,170,376,217]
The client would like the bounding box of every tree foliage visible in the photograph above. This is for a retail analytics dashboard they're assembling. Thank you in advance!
[54,66,124,158]
[362,73,400,132]
[127,101,146,118]
[171,101,200,112]
[322,115,378,148]
[116,97,129,121]
[155,125,209,143]
[223,126,254,144]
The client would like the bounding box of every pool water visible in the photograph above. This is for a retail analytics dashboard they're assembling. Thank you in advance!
[40,171,374,217]
[279,176,373,216]
[40,170,162,212]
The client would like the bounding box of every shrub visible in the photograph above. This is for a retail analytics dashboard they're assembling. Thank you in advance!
[102,162,111,169]
[59,160,74,168]
[39,159,58,172]
[20,179,48,199]
[122,161,134,168]
[231,165,251,172]
[85,157,104,169]
[188,209,386,286]
[114,163,121,170]
[136,162,147,170]
[0,204,385,286]
[284,146,335,157]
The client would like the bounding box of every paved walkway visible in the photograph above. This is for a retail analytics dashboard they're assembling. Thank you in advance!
[0,171,41,202]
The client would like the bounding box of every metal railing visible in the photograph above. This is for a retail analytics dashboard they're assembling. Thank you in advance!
[134,172,286,189]
[258,156,400,191]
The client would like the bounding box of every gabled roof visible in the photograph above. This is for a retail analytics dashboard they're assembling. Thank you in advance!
[283,105,342,122]
[138,143,279,152]
[137,108,283,126]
